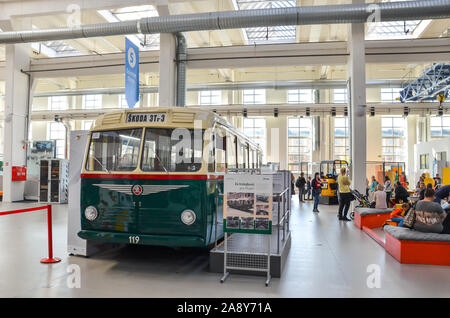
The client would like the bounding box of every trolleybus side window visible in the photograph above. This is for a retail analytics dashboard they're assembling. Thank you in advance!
[237,139,244,168]
[86,128,143,172]
[215,128,226,172]
[141,128,204,172]
[226,133,236,169]
[244,143,249,168]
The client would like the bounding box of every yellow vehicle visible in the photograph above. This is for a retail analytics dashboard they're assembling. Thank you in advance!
[315,160,349,205]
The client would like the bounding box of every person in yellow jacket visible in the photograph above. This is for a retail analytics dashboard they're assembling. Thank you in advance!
[337,167,352,221]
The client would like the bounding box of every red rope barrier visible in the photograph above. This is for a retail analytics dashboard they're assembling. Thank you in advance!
[0,204,61,264]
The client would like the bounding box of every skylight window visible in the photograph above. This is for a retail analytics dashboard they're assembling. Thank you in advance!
[236,0,296,44]
[31,25,82,57]
[45,41,82,56]
[111,5,158,20]
[366,21,422,40]
[98,5,160,51]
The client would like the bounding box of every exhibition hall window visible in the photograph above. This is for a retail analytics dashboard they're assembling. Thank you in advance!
[420,154,429,169]
[243,89,266,104]
[82,120,94,131]
[333,89,348,104]
[381,116,407,163]
[118,94,140,108]
[288,117,312,173]
[430,116,450,138]
[243,118,266,164]
[334,117,350,162]
[381,88,402,103]
[48,122,66,159]
[82,94,102,110]
[199,91,221,105]
[287,89,314,104]
[49,96,68,110]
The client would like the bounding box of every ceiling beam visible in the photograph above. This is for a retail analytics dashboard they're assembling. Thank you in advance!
[2,38,448,79]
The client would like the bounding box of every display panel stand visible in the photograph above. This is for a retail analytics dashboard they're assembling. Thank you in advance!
[218,168,276,286]
[210,170,291,280]
[220,232,271,286]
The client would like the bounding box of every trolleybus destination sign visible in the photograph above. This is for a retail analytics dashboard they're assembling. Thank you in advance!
[126,113,167,123]
[223,174,273,234]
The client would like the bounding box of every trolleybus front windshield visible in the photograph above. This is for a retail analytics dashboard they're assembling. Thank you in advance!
[86,128,143,172]
[86,128,205,173]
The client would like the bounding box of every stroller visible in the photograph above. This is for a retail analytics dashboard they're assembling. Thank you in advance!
[349,189,375,220]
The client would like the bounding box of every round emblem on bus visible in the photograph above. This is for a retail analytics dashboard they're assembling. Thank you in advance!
[132,185,143,196]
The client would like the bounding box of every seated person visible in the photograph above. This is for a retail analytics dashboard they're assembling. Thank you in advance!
[434,174,442,186]
[434,184,450,204]
[409,188,447,234]
[373,184,387,209]
[443,204,450,234]
[389,203,409,227]
[394,181,409,203]
[417,182,427,200]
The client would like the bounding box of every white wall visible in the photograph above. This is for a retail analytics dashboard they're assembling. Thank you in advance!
[414,136,450,185]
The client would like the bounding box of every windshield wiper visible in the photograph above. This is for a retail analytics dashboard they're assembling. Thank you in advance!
[154,152,168,173]
[92,156,111,174]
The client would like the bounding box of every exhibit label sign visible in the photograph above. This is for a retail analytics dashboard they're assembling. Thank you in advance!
[223,174,273,234]
[125,37,139,108]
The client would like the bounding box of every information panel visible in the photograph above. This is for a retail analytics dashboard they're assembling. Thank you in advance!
[223,174,273,234]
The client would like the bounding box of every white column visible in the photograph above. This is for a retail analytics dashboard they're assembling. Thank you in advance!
[348,19,367,192]
[158,34,177,106]
[157,1,177,107]
[3,43,31,202]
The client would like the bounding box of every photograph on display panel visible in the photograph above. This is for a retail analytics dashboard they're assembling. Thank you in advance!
[223,174,273,234]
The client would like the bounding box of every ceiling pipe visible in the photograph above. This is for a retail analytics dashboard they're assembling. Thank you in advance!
[175,33,187,107]
[28,80,403,98]
[0,1,449,44]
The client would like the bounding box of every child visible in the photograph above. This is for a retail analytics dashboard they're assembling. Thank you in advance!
[305,176,312,200]
[390,203,410,227]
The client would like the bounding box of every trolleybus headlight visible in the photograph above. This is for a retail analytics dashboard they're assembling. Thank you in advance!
[84,206,98,221]
[181,209,196,225]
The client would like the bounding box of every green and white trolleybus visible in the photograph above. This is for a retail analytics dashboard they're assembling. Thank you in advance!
[78,107,262,247]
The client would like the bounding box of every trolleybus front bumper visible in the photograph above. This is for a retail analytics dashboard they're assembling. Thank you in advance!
[78,230,206,247]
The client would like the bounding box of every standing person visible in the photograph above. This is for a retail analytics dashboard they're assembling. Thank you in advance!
[305,176,312,200]
[369,176,378,192]
[337,167,352,221]
[369,176,378,201]
[384,176,393,207]
[296,172,307,203]
[311,172,322,213]
[394,181,409,204]
[291,173,296,196]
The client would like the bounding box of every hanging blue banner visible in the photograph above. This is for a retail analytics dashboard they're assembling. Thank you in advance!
[125,37,139,108]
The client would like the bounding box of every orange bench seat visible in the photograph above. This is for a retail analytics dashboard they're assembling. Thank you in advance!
[384,226,450,266]
[353,207,393,229]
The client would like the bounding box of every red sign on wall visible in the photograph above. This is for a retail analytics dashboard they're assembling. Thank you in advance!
[12,166,27,181]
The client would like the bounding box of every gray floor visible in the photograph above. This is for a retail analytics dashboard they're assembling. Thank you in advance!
[1,199,449,298]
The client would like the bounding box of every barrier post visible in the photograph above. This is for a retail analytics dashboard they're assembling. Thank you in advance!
[40,205,61,264]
